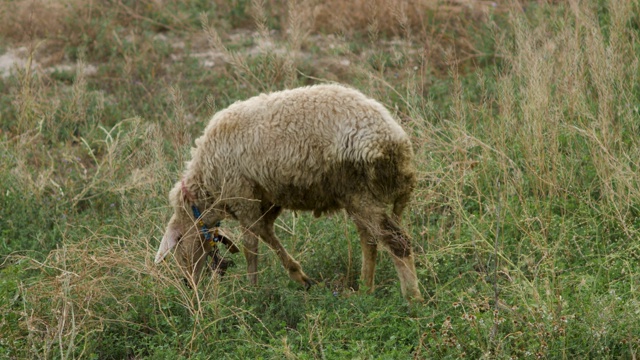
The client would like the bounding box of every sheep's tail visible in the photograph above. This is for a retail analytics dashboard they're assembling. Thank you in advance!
[392,188,412,222]
[367,141,416,221]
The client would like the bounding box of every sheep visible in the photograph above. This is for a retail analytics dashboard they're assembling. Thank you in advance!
[155,84,423,302]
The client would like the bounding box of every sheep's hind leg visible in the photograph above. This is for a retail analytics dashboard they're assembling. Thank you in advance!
[379,215,423,302]
[354,223,378,292]
[348,200,423,302]
[392,189,412,224]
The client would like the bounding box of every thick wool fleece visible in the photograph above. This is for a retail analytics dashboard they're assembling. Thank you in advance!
[157,84,422,302]
[189,84,413,213]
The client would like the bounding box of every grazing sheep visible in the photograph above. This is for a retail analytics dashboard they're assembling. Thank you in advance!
[155,84,423,302]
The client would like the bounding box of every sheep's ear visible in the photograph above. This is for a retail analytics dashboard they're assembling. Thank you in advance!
[155,221,181,263]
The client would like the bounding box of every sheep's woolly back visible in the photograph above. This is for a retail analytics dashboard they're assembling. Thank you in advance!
[183,84,415,215]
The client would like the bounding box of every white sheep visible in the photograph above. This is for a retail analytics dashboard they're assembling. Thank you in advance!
[155,84,423,302]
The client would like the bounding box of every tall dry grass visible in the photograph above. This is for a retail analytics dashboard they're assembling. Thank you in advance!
[409,0,640,352]
[0,58,242,357]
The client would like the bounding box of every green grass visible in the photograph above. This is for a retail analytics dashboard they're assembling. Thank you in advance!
[2,0,640,358]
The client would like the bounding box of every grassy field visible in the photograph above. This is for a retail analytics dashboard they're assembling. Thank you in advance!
[1,0,640,358]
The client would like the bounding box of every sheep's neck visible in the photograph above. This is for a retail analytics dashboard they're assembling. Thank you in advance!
[191,204,222,247]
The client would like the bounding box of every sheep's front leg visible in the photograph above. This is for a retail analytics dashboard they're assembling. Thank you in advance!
[242,230,259,285]
[243,220,311,288]
[238,201,312,289]
[258,226,312,288]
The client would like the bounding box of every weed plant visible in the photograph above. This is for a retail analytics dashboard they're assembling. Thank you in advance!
[1,0,640,358]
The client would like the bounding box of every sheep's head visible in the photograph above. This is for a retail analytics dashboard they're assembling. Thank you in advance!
[155,180,231,285]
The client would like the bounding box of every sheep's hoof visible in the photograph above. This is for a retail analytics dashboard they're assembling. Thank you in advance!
[304,278,316,291]
[405,291,426,304]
